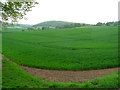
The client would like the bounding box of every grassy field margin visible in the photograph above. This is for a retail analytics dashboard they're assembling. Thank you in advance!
[2,59,119,88]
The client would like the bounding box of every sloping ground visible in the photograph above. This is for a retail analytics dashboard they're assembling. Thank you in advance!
[21,66,119,83]
[3,27,118,70]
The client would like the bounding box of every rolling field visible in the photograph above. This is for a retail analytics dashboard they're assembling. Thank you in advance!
[2,26,118,70]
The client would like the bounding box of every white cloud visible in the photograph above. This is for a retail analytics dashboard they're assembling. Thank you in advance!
[19,0,119,25]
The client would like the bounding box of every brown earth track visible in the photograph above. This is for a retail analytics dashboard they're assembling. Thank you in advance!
[2,55,119,83]
[21,65,119,83]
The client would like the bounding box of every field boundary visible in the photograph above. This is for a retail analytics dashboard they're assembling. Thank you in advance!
[21,65,119,83]
[2,55,119,83]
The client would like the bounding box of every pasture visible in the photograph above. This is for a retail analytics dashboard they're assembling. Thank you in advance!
[2,26,118,70]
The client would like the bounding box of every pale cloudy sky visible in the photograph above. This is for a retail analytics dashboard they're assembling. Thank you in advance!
[19,0,119,25]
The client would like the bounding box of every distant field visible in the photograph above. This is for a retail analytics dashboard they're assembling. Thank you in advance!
[3,26,118,70]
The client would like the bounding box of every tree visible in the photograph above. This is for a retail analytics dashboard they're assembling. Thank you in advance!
[0,0,38,25]
[42,26,49,30]
[106,22,110,26]
[96,22,103,26]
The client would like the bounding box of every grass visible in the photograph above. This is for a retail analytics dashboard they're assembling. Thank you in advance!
[2,59,119,88]
[3,26,118,70]
[2,59,46,88]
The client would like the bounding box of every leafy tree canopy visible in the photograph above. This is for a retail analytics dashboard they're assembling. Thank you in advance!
[0,0,38,26]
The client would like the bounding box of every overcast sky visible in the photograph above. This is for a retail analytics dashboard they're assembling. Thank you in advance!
[19,0,119,25]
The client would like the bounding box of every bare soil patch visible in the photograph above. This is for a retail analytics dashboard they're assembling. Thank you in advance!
[21,66,119,83]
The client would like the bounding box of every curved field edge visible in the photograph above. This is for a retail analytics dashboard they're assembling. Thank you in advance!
[3,27,118,70]
[2,59,119,88]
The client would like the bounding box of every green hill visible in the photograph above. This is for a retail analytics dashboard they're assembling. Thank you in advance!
[33,21,73,27]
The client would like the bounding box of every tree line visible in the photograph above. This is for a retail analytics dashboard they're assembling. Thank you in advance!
[95,21,118,26]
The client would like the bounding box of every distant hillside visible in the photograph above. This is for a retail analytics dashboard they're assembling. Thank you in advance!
[2,23,32,28]
[33,21,73,27]
[14,24,32,28]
